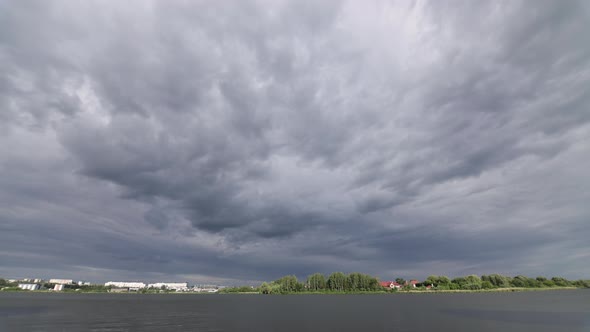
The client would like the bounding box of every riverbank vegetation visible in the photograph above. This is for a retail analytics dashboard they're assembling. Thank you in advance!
[420,274,589,290]
[221,273,590,294]
[259,273,383,294]
[3,275,589,294]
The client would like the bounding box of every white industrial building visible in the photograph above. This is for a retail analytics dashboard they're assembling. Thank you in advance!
[105,281,146,288]
[49,279,73,284]
[18,284,40,291]
[194,287,218,293]
[53,284,64,291]
[147,282,188,290]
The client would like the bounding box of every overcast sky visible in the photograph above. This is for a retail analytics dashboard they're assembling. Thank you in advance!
[1,0,589,285]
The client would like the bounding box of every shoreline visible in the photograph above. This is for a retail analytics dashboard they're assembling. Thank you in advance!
[387,286,580,294]
[1,287,582,295]
[225,287,581,295]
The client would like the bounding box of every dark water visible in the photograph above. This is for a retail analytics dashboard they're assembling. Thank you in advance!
[1,290,589,331]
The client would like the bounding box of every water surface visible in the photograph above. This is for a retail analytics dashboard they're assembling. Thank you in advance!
[1,290,589,331]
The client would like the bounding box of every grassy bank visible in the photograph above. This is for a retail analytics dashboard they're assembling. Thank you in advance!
[2,286,583,295]
[394,286,580,294]
[218,287,582,295]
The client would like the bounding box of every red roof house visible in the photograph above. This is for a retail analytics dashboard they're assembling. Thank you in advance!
[380,281,402,289]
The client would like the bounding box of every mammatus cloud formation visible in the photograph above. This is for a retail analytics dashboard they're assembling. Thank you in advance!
[1,0,589,284]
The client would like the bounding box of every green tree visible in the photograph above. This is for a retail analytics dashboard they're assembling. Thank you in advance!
[573,280,590,288]
[346,272,379,291]
[327,272,347,291]
[528,278,542,288]
[510,275,530,287]
[535,276,555,287]
[481,281,493,289]
[260,282,281,294]
[451,277,467,288]
[551,277,571,287]
[351,273,365,291]
[425,275,450,286]
[462,275,482,290]
[485,274,509,288]
[274,275,302,293]
[306,273,326,291]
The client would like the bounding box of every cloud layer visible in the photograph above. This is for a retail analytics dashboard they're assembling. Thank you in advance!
[1,0,589,283]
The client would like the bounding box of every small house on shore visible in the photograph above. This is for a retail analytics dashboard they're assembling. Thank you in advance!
[380,281,402,289]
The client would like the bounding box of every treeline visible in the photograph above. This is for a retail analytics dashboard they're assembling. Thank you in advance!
[259,272,383,294]
[222,273,590,294]
[423,274,590,290]
[219,286,258,293]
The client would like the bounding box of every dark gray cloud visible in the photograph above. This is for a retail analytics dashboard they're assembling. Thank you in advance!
[1,0,589,284]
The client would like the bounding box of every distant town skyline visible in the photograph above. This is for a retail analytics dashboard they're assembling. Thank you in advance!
[1,1,589,284]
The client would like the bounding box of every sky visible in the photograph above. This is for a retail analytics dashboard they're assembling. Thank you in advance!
[1,0,589,285]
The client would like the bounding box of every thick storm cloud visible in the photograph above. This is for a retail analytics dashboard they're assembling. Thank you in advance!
[1,0,589,284]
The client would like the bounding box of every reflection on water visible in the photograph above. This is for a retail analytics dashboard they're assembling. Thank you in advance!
[441,308,590,327]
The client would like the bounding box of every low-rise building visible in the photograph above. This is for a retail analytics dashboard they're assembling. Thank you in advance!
[380,281,402,289]
[105,281,146,289]
[50,279,73,285]
[147,282,188,291]
[193,287,218,293]
[53,284,65,291]
[18,284,40,291]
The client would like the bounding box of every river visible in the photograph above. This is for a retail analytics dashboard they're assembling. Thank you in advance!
[1,290,589,331]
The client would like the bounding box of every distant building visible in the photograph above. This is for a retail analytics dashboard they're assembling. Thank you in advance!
[33,279,43,283]
[105,281,146,289]
[50,279,73,285]
[18,284,40,291]
[147,282,188,291]
[195,284,219,290]
[53,284,65,291]
[193,286,218,293]
[380,281,402,289]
